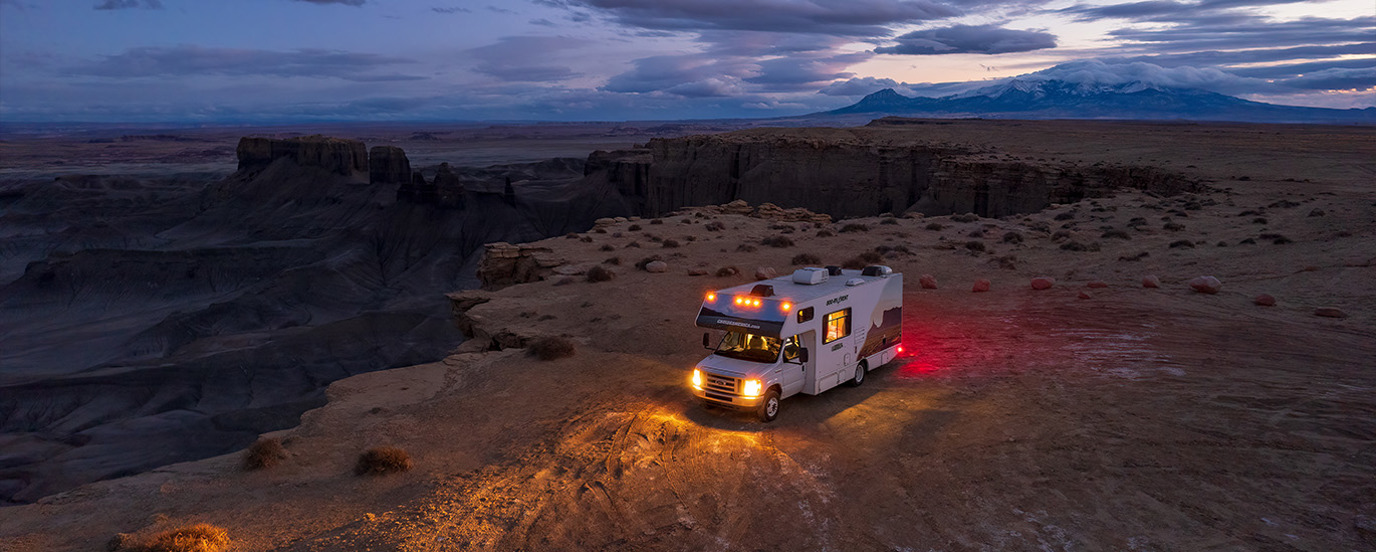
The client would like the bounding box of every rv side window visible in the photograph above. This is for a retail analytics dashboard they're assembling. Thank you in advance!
[823,308,851,344]
[796,307,814,323]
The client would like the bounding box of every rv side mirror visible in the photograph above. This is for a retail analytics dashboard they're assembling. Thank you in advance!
[799,348,809,363]
[702,332,711,349]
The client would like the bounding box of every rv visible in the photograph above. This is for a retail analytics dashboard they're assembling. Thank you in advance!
[690,265,904,422]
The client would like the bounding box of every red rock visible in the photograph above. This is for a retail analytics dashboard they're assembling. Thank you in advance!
[1031,277,1055,290]
[1142,275,1161,288]
[919,274,938,289]
[1253,294,1276,306]
[972,279,990,292]
[687,268,708,276]
[754,267,778,280]
[1078,290,1092,299]
[1087,281,1108,288]
[1189,276,1222,294]
[644,260,668,273]
[1314,307,1348,318]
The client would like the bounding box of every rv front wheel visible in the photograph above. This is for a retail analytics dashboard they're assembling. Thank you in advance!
[759,389,781,422]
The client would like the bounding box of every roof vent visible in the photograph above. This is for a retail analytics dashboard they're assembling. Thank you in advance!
[749,284,775,297]
[845,278,866,286]
[861,265,893,277]
[791,267,829,285]
[825,265,843,276]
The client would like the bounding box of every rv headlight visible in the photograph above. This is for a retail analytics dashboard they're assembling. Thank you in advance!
[742,379,762,398]
[691,369,703,389]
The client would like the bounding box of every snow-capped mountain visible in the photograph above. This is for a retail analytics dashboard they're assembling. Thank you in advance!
[827,78,1374,124]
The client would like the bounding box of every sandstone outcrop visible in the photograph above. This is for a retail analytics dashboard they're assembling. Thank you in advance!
[236,135,367,175]
[368,145,411,185]
[475,242,565,290]
[589,129,1200,219]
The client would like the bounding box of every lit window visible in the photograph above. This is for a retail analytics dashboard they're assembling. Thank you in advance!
[824,308,851,344]
[796,307,814,323]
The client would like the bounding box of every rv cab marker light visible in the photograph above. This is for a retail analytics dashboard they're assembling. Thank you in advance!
[742,379,763,398]
[691,369,702,390]
[706,292,716,302]
[897,346,904,354]
[780,302,792,312]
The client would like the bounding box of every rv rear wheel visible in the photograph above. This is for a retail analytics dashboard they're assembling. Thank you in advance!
[847,361,867,387]
[759,389,780,422]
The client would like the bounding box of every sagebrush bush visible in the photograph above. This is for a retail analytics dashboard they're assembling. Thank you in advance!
[839,223,869,233]
[952,213,979,223]
[661,239,681,248]
[841,257,867,269]
[925,222,945,231]
[761,235,794,248]
[529,336,576,361]
[791,253,821,265]
[859,251,883,264]
[241,438,285,471]
[137,523,231,552]
[355,446,412,476]
[586,265,615,282]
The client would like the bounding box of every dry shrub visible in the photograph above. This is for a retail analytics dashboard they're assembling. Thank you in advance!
[841,257,867,269]
[1001,231,1023,243]
[1100,229,1131,240]
[791,253,821,265]
[528,336,576,361]
[603,257,621,265]
[599,244,614,251]
[704,221,725,231]
[241,438,285,471]
[859,251,883,264]
[137,524,231,552]
[815,230,834,238]
[1168,240,1195,249]
[586,265,615,282]
[952,213,979,223]
[1054,211,1076,221]
[880,218,899,225]
[965,240,986,252]
[635,255,663,270]
[661,239,680,248]
[925,222,945,231]
[839,223,869,233]
[761,235,794,248]
[736,244,757,253]
[628,224,642,231]
[649,218,664,225]
[354,446,412,476]
[715,266,740,277]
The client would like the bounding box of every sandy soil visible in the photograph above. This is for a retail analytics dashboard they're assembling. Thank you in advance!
[2,122,1374,551]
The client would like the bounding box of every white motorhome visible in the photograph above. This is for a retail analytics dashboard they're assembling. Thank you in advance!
[690,265,903,421]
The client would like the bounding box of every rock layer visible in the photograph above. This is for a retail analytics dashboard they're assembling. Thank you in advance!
[236,135,367,175]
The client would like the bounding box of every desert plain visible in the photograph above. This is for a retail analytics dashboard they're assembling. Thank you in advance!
[1,119,1374,551]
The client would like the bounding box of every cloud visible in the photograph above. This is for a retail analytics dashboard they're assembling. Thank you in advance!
[1271,67,1376,91]
[875,24,1056,55]
[818,76,903,96]
[745,53,870,90]
[541,0,959,36]
[466,36,591,83]
[431,6,470,13]
[94,0,162,9]
[293,0,364,5]
[69,46,424,82]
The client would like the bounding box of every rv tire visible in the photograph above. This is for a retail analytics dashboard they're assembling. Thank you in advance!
[759,389,781,422]
[847,361,867,387]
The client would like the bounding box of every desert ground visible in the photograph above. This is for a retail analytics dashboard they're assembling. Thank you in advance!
[1,120,1374,551]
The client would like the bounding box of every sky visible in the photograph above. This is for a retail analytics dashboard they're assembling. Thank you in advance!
[0,0,1371,122]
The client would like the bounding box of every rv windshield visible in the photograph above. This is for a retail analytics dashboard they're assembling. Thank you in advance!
[714,331,781,363]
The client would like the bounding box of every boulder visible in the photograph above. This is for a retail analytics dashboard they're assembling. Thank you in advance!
[1188,276,1222,294]
[645,261,668,273]
[475,242,563,290]
[972,279,990,292]
[1078,290,1092,299]
[1087,280,1108,289]
[1142,275,1161,288]
[1253,294,1276,306]
[1314,307,1348,318]
[1031,277,1055,290]
[919,274,938,289]
[754,267,778,280]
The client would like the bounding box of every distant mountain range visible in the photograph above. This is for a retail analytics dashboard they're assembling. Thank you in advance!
[825,80,1375,124]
